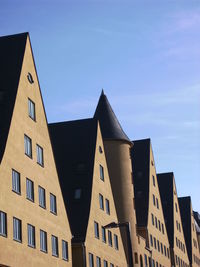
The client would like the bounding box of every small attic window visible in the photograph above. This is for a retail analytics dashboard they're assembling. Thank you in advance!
[74,189,81,199]
[151,160,154,166]
[27,72,34,84]
[99,146,103,153]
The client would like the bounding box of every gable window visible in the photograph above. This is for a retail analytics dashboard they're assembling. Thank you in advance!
[155,217,158,228]
[103,260,108,267]
[27,224,35,248]
[12,169,21,194]
[157,240,160,252]
[89,253,94,267]
[105,199,110,215]
[26,178,34,202]
[150,234,153,246]
[62,240,68,261]
[151,213,154,225]
[27,72,34,84]
[102,226,106,243]
[38,186,46,209]
[0,211,7,237]
[152,175,155,186]
[94,221,99,239]
[28,98,36,121]
[153,194,156,206]
[36,144,44,166]
[52,235,59,257]
[50,193,57,214]
[108,230,112,246]
[13,217,22,242]
[162,223,164,234]
[154,237,157,249]
[40,230,47,253]
[114,234,119,250]
[74,189,82,199]
[99,194,104,210]
[24,134,32,158]
[156,198,159,209]
[96,256,101,267]
[99,165,104,181]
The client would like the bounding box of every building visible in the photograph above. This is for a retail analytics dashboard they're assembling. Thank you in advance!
[49,118,127,267]
[0,33,72,267]
[131,139,171,267]
[179,197,200,267]
[193,212,200,249]
[157,173,190,267]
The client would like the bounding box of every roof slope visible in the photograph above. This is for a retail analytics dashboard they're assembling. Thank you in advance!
[0,32,27,163]
[131,138,150,226]
[49,118,97,242]
[178,196,192,263]
[157,172,174,247]
[94,90,130,143]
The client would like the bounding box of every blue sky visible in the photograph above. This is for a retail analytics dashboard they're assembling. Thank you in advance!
[1,0,200,211]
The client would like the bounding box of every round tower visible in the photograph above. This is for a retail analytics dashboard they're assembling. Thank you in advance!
[94,90,138,263]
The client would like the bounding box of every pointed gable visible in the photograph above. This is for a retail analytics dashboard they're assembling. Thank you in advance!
[0,33,27,163]
[94,91,130,143]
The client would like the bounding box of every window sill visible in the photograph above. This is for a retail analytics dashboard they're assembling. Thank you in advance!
[25,153,32,159]
[50,211,57,216]
[37,162,44,168]
[52,254,59,258]
[13,238,22,243]
[40,249,48,254]
[0,233,7,238]
[27,197,34,203]
[28,244,36,249]
[12,190,21,195]
[39,204,46,210]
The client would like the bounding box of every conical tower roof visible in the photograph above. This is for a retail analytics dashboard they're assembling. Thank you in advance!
[94,90,131,143]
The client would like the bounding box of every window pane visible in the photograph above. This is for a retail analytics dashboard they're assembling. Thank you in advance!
[105,199,110,215]
[74,189,81,199]
[99,194,104,210]
[52,235,59,257]
[13,217,22,242]
[99,165,104,181]
[28,98,36,121]
[62,240,68,260]
[40,230,47,252]
[108,230,112,246]
[94,221,99,238]
[37,144,44,166]
[0,211,7,236]
[102,227,106,243]
[114,234,119,250]
[39,186,46,208]
[27,224,35,247]
[24,135,32,158]
[50,193,57,214]
[96,256,101,267]
[12,169,21,194]
[26,178,34,201]
[89,253,94,267]
[103,260,108,267]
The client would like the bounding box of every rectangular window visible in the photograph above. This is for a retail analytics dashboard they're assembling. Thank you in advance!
[13,217,22,242]
[102,226,106,243]
[144,255,148,267]
[94,221,99,239]
[151,213,154,225]
[99,194,104,210]
[155,217,158,228]
[26,178,34,202]
[108,230,112,246]
[156,198,159,209]
[103,260,108,267]
[96,256,101,267]
[150,234,153,246]
[52,235,59,257]
[40,230,47,252]
[154,237,157,249]
[105,199,110,215]
[158,220,161,231]
[157,240,160,252]
[36,144,44,166]
[50,193,57,214]
[0,211,7,237]
[12,169,21,194]
[24,134,32,158]
[38,186,46,209]
[161,243,163,254]
[161,223,164,234]
[153,194,156,206]
[28,98,36,121]
[100,165,104,181]
[114,234,119,250]
[27,224,35,248]
[74,189,81,199]
[62,240,68,261]
[110,264,114,267]
[89,253,94,267]
[152,175,155,186]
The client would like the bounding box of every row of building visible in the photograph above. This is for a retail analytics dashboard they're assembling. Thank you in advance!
[0,32,199,267]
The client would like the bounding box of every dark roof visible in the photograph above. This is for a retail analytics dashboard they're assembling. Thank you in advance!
[49,118,97,243]
[157,172,174,247]
[0,32,28,163]
[94,90,131,143]
[178,196,192,263]
[130,138,151,227]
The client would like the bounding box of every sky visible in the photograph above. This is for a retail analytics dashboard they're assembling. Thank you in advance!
[1,0,200,211]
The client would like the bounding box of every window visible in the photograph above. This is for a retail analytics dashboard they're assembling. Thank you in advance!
[161,223,164,234]
[114,234,119,250]
[89,253,94,267]
[62,240,68,261]
[0,211,7,236]
[155,217,158,228]
[150,234,153,246]
[153,194,156,206]
[13,217,22,242]
[135,253,139,263]
[52,235,59,257]
[24,134,32,158]
[12,169,21,194]
[158,220,161,231]
[157,240,160,252]
[102,226,106,243]
[156,198,159,209]
[108,230,112,246]
[175,203,178,212]
[50,193,57,214]
[152,175,155,186]
[161,243,163,254]
[103,260,108,267]
[154,237,157,249]
[38,186,46,209]
[26,178,34,202]
[36,144,44,166]
[96,256,101,267]
[144,255,148,267]
[164,245,166,256]
[28,98,36,121]
[100,165,104,181]
[110,264,114,267]
[94,221,99,239]
[99,194,104,210]
[74,189,81,199]
[151,213,154,225]
[27,224,35,248]
[40,230,47,252]
[105,199,110,215]
[27,72,34,84]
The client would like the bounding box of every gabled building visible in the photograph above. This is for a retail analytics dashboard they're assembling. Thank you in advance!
[49,118,127,267]
[131,139,171,267]
[157,173,190,267]
[178,197,200,267]
[0,33,72,266]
